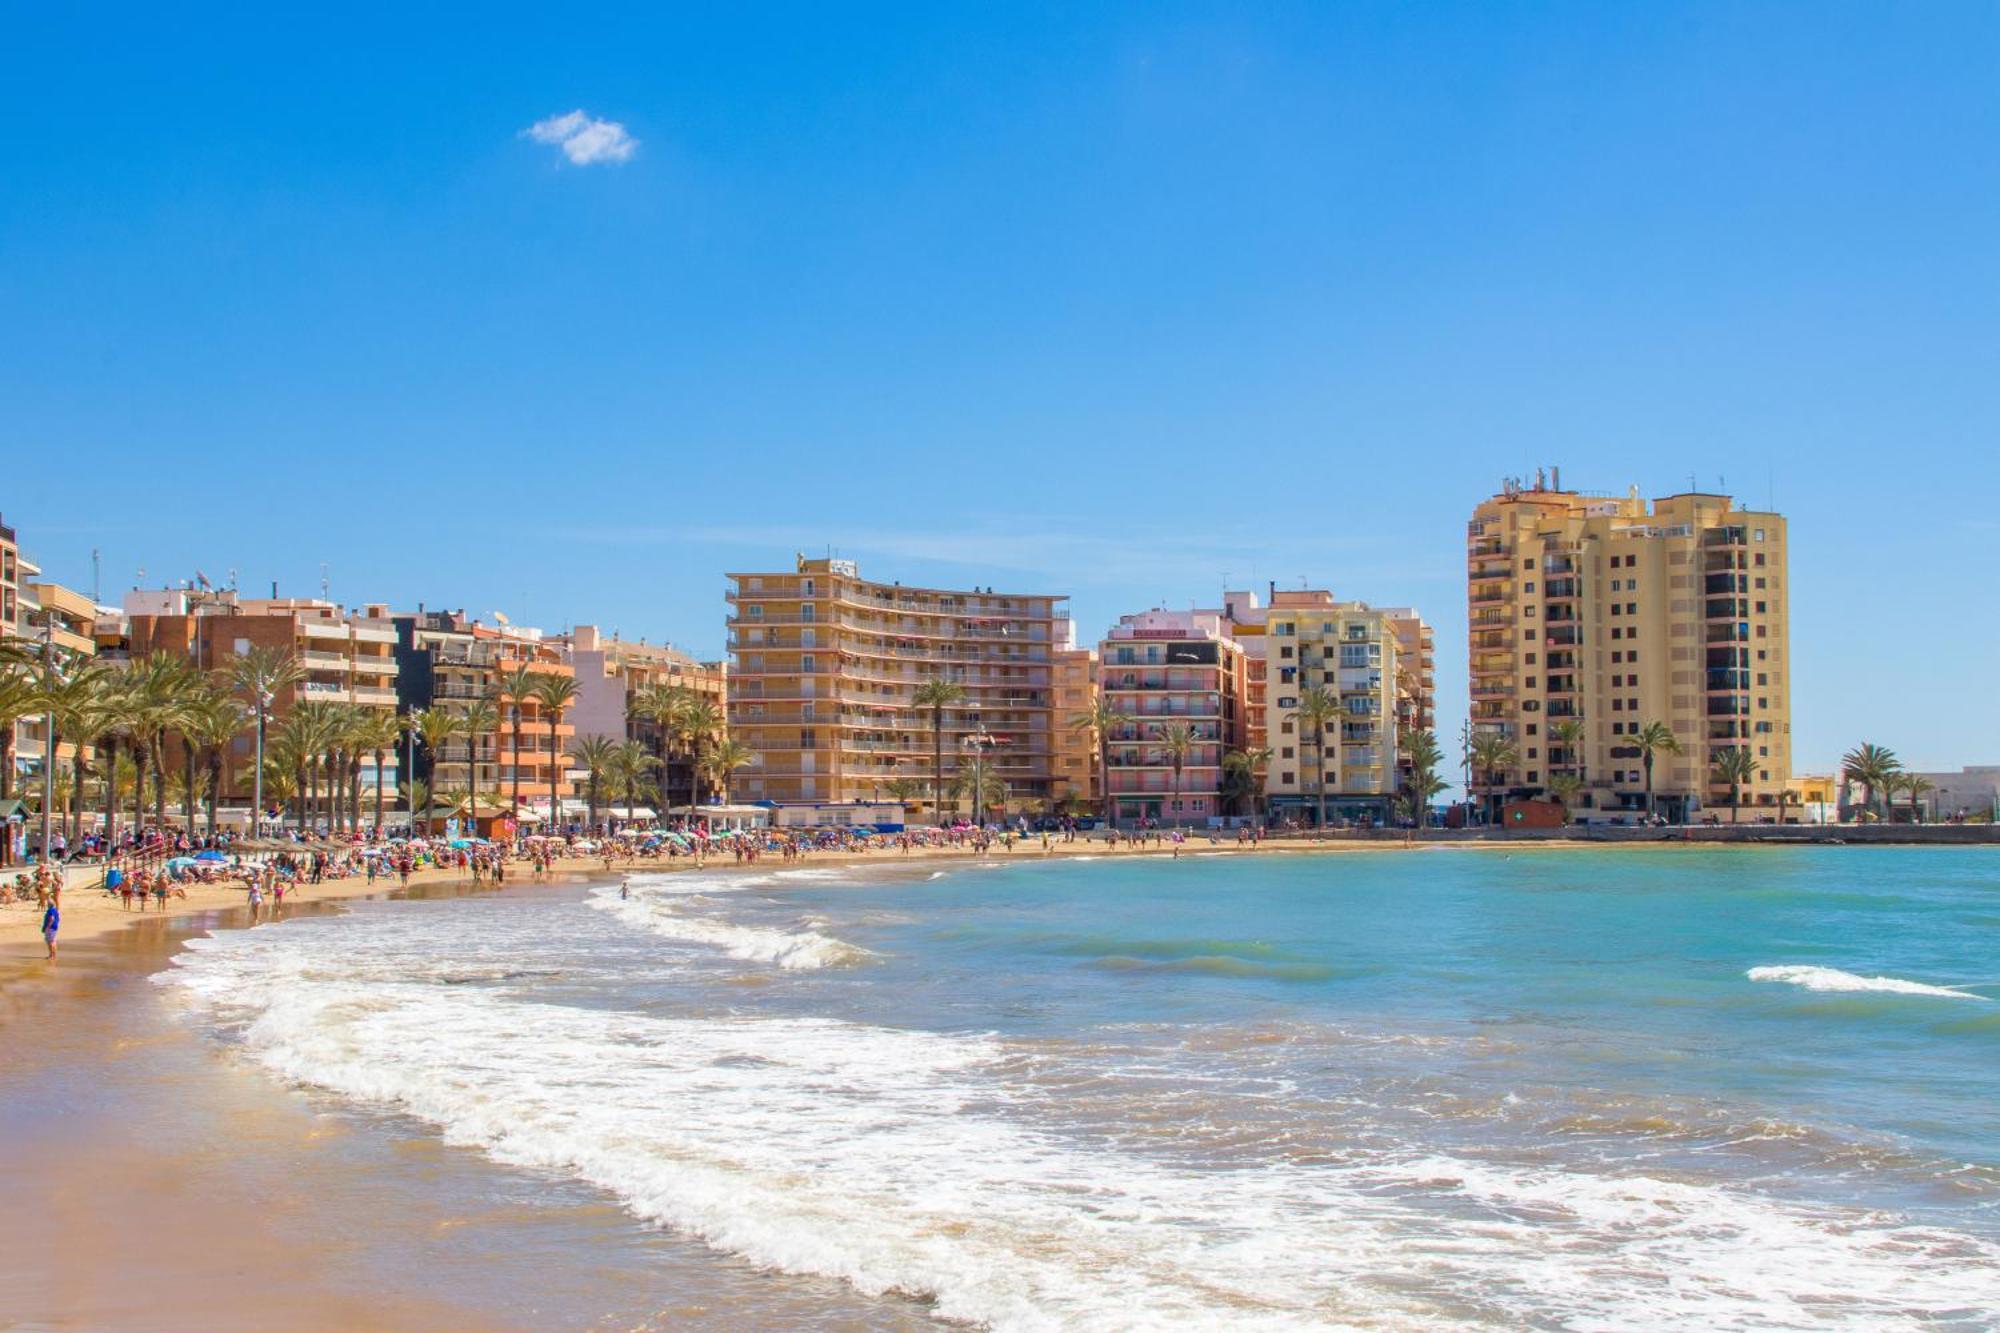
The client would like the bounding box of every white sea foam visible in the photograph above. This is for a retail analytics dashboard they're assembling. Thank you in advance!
[1748,965,1987,1000]
[591,877,867,970]
[160,912,2000,1332]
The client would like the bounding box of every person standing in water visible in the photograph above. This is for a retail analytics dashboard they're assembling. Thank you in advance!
[619,875,631,900]
[40,891,60,960]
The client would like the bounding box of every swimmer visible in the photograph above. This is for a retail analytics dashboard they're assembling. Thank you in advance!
[619,875,631,900]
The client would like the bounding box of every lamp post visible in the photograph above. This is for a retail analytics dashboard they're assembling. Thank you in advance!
[37,611,57,872]
[251,685,273,839]
[961,723,997,828]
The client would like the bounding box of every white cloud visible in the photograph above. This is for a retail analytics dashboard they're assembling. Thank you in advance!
[523,109,637,166]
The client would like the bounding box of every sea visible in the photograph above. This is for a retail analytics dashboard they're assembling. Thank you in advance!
[155,846,2000,1330]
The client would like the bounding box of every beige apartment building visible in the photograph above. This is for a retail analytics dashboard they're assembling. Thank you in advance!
[726,557,1067,814]
[1050,645,1099,813]
[1467,474,1791,820]
[1262,592,1433,824]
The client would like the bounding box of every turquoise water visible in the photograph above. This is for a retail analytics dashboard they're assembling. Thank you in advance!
[164,846,2000,1328]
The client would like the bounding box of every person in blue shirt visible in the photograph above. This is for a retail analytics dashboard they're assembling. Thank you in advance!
[41,899,59,960]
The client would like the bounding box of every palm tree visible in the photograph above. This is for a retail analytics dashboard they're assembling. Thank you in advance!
[1840,743,1901,822]
[412,707,467,830]
[1293,686,1343,830]
[494,663,542,817]
[180,690,248,839]
[126,653,201,832]
[1711,746,1758,822]
[698,738,754,805]
[26,656,113,848]
[567,735,619,832]
[630,683,692,808]
[912,678,967,825]
[1631,720,1682,821]
[952,757,1006,821]
[1069,697,1132,830]
[225,645,304,834]
[528,674,580,826]
[605,739,660,822]
[349,709,404,836]
[1157,721,1196,827]
[1468,731,1520,825]
[1775,784,1799,826]
[1222,746,1273,821]
[0,662,39,815]
[1897,774,1936,824]
[457,698,501,827]
[678,697,723,805]
[883,774,926,816]
[1547,719,1586,785]
[1546,773,1583,823]
[1398,728,1448,828]
[396,776,430,831]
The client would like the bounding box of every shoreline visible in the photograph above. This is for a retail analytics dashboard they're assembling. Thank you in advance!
[10,827,1982,971]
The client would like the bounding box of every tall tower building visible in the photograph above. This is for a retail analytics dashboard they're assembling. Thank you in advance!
[1466,473,1791,821]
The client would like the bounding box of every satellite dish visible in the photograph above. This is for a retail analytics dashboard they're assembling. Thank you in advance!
[493,611,511,626]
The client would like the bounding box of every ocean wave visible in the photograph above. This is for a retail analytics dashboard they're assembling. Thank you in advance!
[155,910,2000,1333]
[1747,966,1987,1000]
[590,883,868,970]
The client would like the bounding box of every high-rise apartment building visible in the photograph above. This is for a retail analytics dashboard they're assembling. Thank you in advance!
[1262,592,1432,824]
[1097,608,1249,826]
[1467,474,1791,820]
[726,558,1067,813]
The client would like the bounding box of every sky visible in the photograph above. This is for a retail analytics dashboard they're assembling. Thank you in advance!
[3,3,1996,777]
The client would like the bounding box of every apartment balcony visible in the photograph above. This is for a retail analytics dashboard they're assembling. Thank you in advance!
[299,682,352,702]
[1468,540,1510,559]
[1544,579,1580,599]
[300,649,349,669]
[1706,696,1751,717]
[1469,611,1515,630]
[352,656,398,676]
[1471,631,1509,651]
[1545,627,1584,647]
[1545,701,1579,718]
[1706,669,1750,691]
[353,686,398,706]
[1470,703,1509,721]
[1705,623,1750,644]
[1707,720,1748,741]
[1701,526,1748,548]
[1704,574,1750,596]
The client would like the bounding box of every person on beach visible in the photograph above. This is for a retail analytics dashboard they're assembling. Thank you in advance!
[619,875,631,900]
[41,895,60,960]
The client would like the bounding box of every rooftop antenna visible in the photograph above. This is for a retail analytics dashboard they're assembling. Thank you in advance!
[227,567,237,591]
[90,548,100,604]
[320,562,330,602]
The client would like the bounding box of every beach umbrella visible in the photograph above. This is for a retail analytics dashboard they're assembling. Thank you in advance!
[166,857,198,870]
[194,850,229,863]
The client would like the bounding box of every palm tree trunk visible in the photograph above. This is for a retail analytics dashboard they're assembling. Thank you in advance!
[1316,741,1328,831]
[1099,736,1112,830]
[374,747,387,835]
[933,705,945,826]
[510,717,522,815]
[546,718,559,828]
[101,736,118,847]
[207,751,222,838]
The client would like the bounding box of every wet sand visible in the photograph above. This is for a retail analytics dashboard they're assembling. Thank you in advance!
[0,881,942,1330]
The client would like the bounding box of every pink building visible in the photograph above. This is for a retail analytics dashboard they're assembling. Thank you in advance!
[1097,609,1249,827]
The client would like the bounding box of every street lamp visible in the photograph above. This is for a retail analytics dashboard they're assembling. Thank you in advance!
[36,611,57,872]
[251,685,274,838]
[961,723,998,828]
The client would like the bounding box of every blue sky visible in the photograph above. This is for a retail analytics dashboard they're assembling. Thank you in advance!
[3,3,1995,775]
